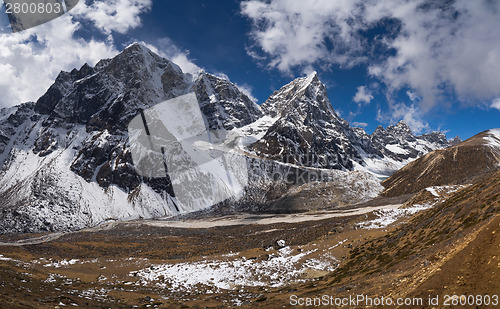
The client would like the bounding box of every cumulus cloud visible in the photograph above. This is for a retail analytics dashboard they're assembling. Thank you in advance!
[72,0,152,34]
[0,17,117,108]
[137,38,201,75]
[234,83,258,103]
[242,0,500,112]
[368,1,500,110]
[492,98,500,111]
[353,86,373,104]
[0,0,152,108]
[241,0,365,73]
[377,103,429,134]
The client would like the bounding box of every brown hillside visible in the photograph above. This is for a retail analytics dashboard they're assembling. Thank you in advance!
[382,129,500,197]
[330,167,500,301]
[268,168,500,308]
[238,161,500,309]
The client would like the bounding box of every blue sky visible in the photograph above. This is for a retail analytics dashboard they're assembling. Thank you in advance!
[1,0,499,140]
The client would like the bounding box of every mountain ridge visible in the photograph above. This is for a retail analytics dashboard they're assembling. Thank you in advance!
[252,71,451,176]
[382,129,500,197]
[0,43,454,233]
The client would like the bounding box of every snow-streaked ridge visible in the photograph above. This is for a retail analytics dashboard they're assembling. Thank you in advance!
[0,43,454,233]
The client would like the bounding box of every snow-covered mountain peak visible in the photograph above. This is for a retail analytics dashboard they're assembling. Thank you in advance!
[386,121,414,138]
[110,42,182,76]
[488,128,500,139]
[394,120,411,130]
[261,72,335,120]
[361,120,452,176]
[371,120,416,145]
[123,41,149,53]
[33,43,193,132]
[449,136,462,146]
[251,73,363,171]
[0,44,459,233]
[298,70,319,90]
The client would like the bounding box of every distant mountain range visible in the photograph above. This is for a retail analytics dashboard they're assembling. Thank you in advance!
[0,43,459,233]
[250,72,454,176]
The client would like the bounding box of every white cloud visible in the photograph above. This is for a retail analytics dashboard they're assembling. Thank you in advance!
[137,38,201,75]
[0,0,152,108]
[367,1,500,110]
[214,72,258,103]
[170,53,201,75]
[351,121,368,128]
[377,103,429,134]
[242,0,500,112]
[406,90,419,102]
[0,17,117,108]
[241,0,364,73]
[353,86,373,104]
[492,98,500,111]
[214,72,230,81]
[72,0,152,34]
[235,83,258,103]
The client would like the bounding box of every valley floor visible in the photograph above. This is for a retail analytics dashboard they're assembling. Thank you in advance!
[0,186,498,308]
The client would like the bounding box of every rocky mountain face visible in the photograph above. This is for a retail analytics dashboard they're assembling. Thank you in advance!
[0,43,265,233]
[448,135,462,146]
[382,129,500,197]
[250,73,451,176]
[370,122,449,161]
[251,73,362,170]
[0,43,451,233]
[194,73,263,130]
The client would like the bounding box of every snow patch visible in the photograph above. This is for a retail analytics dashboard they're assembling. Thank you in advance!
[359,185,469,229]
[0,254,17,262]
[484,129,500,150]
[358,202,435,229]
[132,244,339,293]
[44,259,80,268]
[385,144,409,155]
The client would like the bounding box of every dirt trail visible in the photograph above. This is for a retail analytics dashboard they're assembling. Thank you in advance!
[0,232,68,246]
[145,204,401,228]
[0,204,401,246]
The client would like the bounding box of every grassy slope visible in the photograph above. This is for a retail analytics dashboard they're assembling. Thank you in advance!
[264,170,500,308]
[382,131,500,197]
